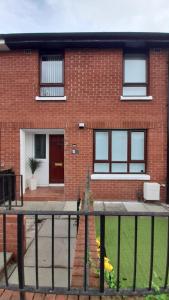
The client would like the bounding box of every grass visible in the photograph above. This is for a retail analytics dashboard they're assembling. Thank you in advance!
[95,216,169,289]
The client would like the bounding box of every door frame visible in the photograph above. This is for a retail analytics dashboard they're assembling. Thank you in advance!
[20,129,65,190]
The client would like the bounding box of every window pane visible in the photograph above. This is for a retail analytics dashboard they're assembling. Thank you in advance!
[95,132,108,160]
[124,55,146,83]
[94,163,109,173]
[41,55,63,83]
[35,134,46,159]
[40,87,64,97]
[123,86,147,96]
[111,163,127,173]
[131,132,144,160]
[129,163,145,173]
[112,131,127,161]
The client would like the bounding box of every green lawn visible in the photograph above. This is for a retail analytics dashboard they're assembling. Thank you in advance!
[95,216,169,289]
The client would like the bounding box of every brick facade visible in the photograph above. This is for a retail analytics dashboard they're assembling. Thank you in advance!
[0,215,26,259]
[0,47,168,201]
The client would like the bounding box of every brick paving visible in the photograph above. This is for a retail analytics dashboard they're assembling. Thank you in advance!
[0,290,145,299]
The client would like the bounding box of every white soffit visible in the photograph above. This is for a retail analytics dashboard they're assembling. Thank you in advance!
[0,39,10,51]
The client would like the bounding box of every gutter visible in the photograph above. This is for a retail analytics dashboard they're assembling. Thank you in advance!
[0,39,10,51]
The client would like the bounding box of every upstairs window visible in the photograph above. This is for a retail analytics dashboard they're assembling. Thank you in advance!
[123,53,147,97]
[94,130,146,174]
[40,54,64,97]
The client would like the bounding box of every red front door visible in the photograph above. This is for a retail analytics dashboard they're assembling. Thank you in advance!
[49,135,64,184]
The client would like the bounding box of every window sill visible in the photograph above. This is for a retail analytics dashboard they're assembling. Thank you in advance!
[35,96,67,101]
[120,96,153,101]
[91,174,150,180]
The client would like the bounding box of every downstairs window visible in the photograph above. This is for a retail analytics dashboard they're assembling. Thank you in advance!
[94,130,146,174]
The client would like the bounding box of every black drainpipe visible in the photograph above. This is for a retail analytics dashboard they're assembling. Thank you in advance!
[167,52,169,204]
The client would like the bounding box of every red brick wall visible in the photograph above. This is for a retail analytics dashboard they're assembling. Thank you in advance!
[71,215,99,289]
[0,215,26,259]
[0,48,168,201]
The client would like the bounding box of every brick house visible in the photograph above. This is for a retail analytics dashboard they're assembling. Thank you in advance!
[0,32,168,202]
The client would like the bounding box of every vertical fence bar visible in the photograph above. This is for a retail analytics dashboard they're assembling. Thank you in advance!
[51,215,55,290]
[148,216,155,290]
[84,215,88,291]
[2,176,5,207]
[3,214,8,286]
[17,214,25,300]
[13,175,16,207]
[100,215,105,293]
[116,216,121,292]
[68,215,71,290]
[35,214,39,289]
[20,175,23,207]
[77,199,80,234]
[8,175,12,210]
[164,216,169,289]
[133,216,138,291]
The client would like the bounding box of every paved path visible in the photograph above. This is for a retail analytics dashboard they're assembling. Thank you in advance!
[94,200,169,212]
[0,201,77,288]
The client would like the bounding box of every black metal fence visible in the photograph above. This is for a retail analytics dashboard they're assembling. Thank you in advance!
[0,210,169,298]
[0,174,23,209]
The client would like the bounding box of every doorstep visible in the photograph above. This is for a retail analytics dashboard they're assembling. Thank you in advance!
[23,186,65,201]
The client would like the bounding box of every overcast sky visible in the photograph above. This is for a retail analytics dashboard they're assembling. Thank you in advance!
[1,0,169,34]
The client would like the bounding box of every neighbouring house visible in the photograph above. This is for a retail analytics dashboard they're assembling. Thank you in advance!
[0,32,168,202]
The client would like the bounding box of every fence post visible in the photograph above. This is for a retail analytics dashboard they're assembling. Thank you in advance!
[8,176,12,210]
[76,198,80,234]
[17,214,25,300]
[20,175,23,207]
[100,215,105,293]
[83,170,90,291]
[83,215,89,291]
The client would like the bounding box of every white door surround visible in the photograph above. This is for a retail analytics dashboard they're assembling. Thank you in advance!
[20,129,64,193]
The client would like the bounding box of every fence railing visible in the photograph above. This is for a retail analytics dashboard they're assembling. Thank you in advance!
[0,210,169,298]
[0,174,23,209]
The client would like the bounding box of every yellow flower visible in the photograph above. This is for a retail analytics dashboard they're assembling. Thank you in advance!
[97,248,100,253]
[104,257,110,263]
[96,238,100,248]
[104,261,113,272]
[97,248,100,257]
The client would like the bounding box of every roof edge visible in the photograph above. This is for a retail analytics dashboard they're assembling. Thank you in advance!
[2,32,169,50]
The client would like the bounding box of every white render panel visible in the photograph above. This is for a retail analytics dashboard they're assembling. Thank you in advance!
[25,133,49,187]
[22,129,64,188]
[20,130,26,193]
